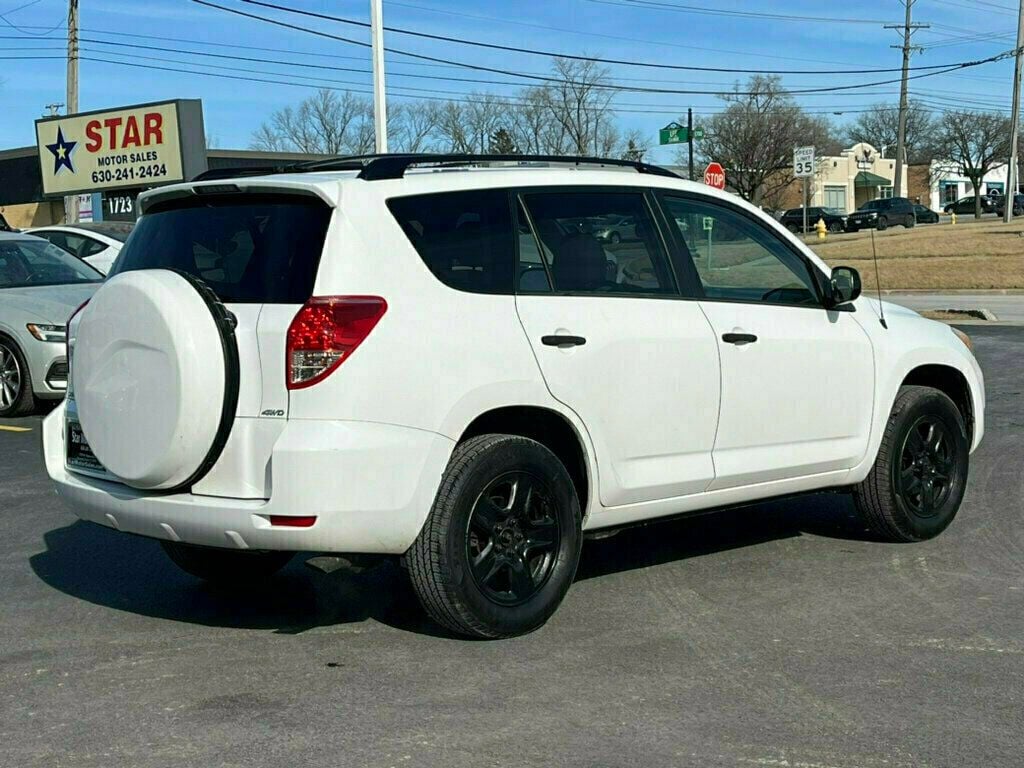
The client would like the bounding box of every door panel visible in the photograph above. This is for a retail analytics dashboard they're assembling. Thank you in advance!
[699,302,874,489]
[659,192,875,490]
[517,295,721,506]
[514,188,720,508]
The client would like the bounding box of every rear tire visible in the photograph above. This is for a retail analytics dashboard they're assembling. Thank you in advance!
[0,336,35,417]
[904,214,916,228]
[160,541,294,584]
[408,434,583,639]
[853,386,969,542]
[828,221,843,233]
[786,223,800,234]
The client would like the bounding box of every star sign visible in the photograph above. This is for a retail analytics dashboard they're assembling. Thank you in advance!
[46,126,77,175]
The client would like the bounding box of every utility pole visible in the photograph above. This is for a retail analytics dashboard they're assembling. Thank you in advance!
[687,107,694,181]
[65,0,79,224]
[43,103,63,117]
[370,0,388,154]
[1004,0,1024,222]
[886,1,928,199]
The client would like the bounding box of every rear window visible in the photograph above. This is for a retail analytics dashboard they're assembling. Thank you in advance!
[387,189,514,294]
[110,194,332,303]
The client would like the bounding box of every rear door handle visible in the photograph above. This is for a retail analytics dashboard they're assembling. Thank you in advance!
[542,335,587,347]
[722,332,757,345]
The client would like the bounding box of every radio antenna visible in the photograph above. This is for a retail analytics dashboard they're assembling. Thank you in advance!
[870,229,888,329]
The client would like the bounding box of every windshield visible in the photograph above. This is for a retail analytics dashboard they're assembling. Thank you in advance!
[824,208,845,216]
[0,238,103,288]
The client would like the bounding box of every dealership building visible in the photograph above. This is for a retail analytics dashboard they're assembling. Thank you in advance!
[0,98,328,229]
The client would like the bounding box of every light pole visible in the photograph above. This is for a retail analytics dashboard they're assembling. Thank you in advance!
[65,0,79,224]
[370,0,388,154]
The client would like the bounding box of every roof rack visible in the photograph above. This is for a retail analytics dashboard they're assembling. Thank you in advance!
[192,153,681,183]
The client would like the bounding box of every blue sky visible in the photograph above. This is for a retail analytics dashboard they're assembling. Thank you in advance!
[0,0,1019,162]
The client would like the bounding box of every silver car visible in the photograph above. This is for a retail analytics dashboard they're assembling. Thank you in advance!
[0,232,101,416]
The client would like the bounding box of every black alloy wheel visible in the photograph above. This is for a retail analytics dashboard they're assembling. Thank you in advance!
[466,471,561,606]
[408,434,583,638]
[853,385,969,542]
[895,416,956,518]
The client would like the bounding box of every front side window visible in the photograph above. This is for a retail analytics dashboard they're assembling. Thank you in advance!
[519,190,675,295]
[660,195,820,307]
[388,190,514,294]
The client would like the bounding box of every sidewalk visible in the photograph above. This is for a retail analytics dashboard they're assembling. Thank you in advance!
[884,291,1024,323]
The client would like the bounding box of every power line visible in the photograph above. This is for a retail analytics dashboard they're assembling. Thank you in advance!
[227,0,982,76]
[582,0,894,25]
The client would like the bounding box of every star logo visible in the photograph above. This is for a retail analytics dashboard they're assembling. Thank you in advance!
[46,126,77,175]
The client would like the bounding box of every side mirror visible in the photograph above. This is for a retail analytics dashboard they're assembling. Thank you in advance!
[828,266,862,307]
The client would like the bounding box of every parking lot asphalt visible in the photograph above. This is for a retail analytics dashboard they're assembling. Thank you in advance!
[1,325,1022,768]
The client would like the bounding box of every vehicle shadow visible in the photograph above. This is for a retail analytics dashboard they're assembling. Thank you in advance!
[29,492,874,638]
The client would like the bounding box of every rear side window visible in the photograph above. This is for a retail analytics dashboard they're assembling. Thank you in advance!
[387,190,514,294]
[111,194,332,303]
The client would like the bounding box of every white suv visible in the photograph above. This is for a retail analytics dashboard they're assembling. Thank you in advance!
[43,154,985,638]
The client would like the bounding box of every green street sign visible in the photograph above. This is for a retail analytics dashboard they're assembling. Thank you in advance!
[659,123,704,145]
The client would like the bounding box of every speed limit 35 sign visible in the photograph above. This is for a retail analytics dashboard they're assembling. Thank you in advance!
[793,146,815,177]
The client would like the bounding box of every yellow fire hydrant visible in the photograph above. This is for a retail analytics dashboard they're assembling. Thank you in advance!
[951,211,957,225]
[816,216,827,240]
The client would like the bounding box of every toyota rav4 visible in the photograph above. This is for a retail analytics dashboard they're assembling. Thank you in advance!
[43,154,985,639]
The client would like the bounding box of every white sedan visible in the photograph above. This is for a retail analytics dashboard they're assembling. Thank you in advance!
[27,222,133,275]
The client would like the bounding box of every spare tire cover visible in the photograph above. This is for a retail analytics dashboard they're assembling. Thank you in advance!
[74,269,239,491]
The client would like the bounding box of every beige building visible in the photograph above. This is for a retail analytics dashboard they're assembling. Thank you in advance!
[805,143,908,213]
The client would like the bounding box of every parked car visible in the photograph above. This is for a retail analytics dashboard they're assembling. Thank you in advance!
[0,232,102,416]
[846,197,916,231]
[943,196,996,215]
[913,204,940,224]
[27,222,134,275]
[995,193,1024,217]
[779,206,847,234]
[44,154,985,639]
[590,214,637,243]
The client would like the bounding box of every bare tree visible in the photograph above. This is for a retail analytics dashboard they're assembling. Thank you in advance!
[511,87,568,154]
[933,110,1012,218]
[688,75,839,205]
[250,89,373,155]
[538,57,616,155]
[846,101,936,163]
[394,102,440,153]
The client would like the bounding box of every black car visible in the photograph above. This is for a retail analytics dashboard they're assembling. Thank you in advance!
[943,195,996,215]
[846,197,916,231]
[995,193,1024,217]
[779,206,847,234]
[913,204,940,224]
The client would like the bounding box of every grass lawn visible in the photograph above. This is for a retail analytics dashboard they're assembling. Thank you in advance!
[801,216,1024,290]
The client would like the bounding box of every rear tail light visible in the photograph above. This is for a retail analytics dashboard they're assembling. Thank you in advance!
[286,296,387,390]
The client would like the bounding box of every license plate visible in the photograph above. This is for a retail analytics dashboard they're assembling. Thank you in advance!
[66,421,104,473]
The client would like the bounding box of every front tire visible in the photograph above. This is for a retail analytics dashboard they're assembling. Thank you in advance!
[853,386,969,542]
[160,541,294,584]
[877,216,889,231]
[828,221,843,233]
[408,434,583,639]
[0,337,35,417]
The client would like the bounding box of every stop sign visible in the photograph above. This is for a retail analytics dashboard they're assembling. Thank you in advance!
[704,162,726,190]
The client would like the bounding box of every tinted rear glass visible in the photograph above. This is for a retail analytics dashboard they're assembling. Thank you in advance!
[111,194,331,303]
[387,189,514,294]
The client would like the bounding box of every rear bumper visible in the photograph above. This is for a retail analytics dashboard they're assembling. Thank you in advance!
[43,403,455,554]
